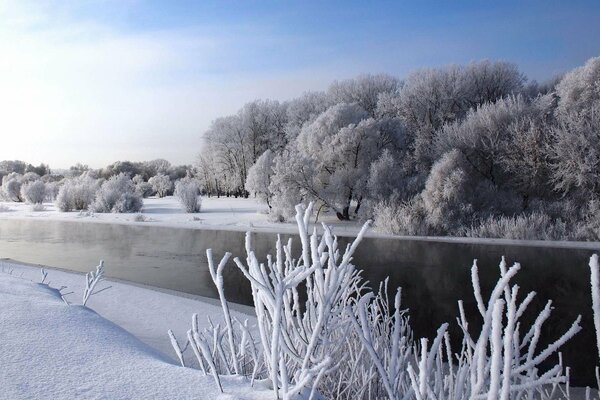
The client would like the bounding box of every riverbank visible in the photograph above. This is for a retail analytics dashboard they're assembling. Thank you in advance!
[1,196,600,248]
[0,260,276,399]
[0,259,254,364]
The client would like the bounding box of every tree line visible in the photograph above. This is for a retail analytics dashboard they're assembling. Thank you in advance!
[197,57,600,240]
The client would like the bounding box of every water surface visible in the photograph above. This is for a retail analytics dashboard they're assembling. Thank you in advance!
[0,219,598,385]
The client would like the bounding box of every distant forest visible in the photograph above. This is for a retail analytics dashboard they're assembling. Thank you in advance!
[2,57,599,241]
[196,57,600,241]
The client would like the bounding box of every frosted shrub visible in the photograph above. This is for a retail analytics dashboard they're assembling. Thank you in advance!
[113,192,144,213]
[44,181,60,202]
[20,180,46,204]
[372,195,431,236]
[421,150,474,233]
[171,202,581,399]
[148,173,172,198]
[174,178,201,213]
[463,212,571,240]
[55,176,99,211]
[91,173,143,213]
[2,177,22,202]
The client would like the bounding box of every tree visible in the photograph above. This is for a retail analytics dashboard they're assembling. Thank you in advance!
[285,91,332,141]
[328,74,400,117]
[555,56,600,117]
[91,173,143,213]
[271,103,401,220]
[245,149,275,208]
[21,181,46,204]
[148,173,172,198]
[549,101,600,199]
[174,178,202,213]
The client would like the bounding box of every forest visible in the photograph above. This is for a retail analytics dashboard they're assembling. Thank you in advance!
[196,57,600,241]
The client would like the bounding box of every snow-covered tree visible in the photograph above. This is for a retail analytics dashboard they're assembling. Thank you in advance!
[174,178,202,213]
[284,91,332,141]
[148,173,172,198]
[549,101,600,199]
[2,173,22,202]
[55,175,99,211]
[555,56,600,117]
[245,149,275,208]
[328,74,400,117]
[91,173,143,213]
[20,180,46,204]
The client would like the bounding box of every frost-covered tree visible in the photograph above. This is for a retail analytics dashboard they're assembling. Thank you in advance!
[132,174,153,198]
[328,74,400,117]
[245,149,275,209]
[91,173,143,213]
[20,180,46,204]
[284,91,332,141]
[555,56,600,117]
[174,178,202,213]
[2,173,22,202]
[272,103,404,220]
[381,61,526,172]
[55,175,99,211]
[148,173,172,198]
[144,158,171,177]
[549,102,600,199]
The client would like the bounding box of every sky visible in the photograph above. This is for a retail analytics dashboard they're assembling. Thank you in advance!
[1,0,599,169]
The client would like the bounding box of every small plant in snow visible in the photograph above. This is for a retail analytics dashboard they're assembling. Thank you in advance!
[82,260,106,307]
[174,178,201,213]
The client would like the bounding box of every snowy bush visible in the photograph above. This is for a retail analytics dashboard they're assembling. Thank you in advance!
[171,203,580,399]
[91,173,143,213]
[462,212,571,240]
[148,173,172,198]
[372,195,432,236]
[20,180,46,204]
[245,149,275,209]
[55,175,99,212]
[2,175,22,202]
[174,178,201,213]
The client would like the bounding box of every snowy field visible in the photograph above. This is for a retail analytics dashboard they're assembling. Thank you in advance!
[0,196,366,236]
[0,260,273,400]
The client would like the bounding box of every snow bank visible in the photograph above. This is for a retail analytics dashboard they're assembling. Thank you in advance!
[0,269,270,399]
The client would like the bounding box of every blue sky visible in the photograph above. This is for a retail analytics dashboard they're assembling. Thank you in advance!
[1,0,599,168]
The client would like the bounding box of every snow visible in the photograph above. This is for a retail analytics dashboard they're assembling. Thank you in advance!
[0,260,270,400]
[1,196,599,249]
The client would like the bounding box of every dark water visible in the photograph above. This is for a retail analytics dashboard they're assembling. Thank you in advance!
[0,219,598,385]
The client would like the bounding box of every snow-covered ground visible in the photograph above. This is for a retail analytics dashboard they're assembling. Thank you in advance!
[0,196,365,236]
[0,260,269,400]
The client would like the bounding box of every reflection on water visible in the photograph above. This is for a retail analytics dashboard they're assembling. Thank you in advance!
[0,219,598,385]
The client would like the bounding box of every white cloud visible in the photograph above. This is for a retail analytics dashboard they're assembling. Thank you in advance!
[0,1,339,168]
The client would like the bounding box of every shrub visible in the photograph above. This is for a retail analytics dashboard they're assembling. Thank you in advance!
[55,176,99,211]
[20,181,46,204]
[462,212,570,240]
[170,203,581,399]
[2,178,22,202]
[91,173,143,213]
[148,173,172,198]
[174,178,201,213]
[372,195,432,236]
